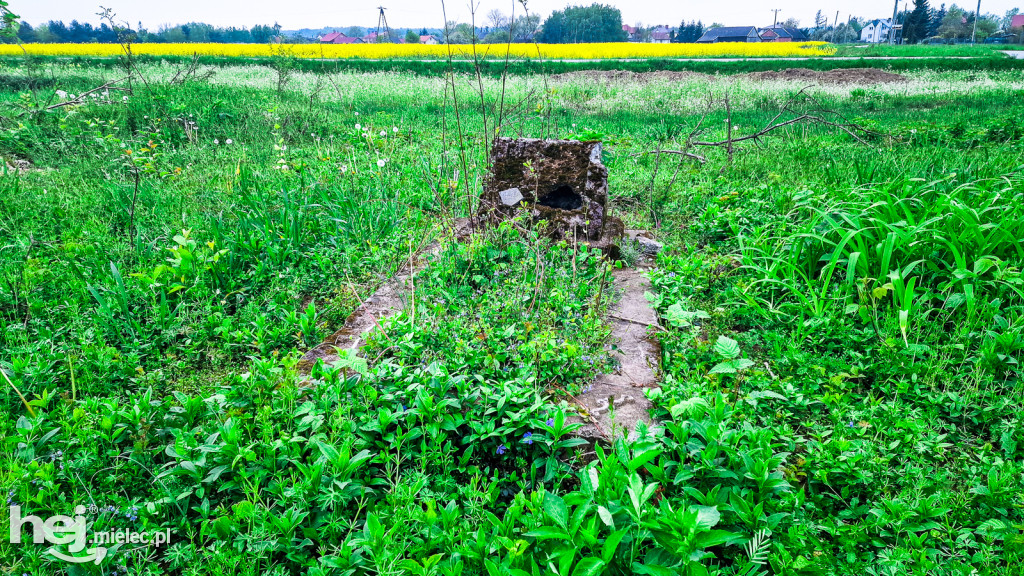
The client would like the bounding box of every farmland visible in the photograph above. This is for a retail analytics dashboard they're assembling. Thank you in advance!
[1,51,1024,576]
[0,41,839,59]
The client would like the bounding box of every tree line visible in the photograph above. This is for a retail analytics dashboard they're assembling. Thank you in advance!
[10,20,283,44]
[5,2,1019,45]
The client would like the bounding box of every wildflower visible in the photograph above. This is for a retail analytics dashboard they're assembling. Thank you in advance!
[355,112,359,116]
[377,159,386,168]
[380,130,386,137]
[392,126,399,132]
[522,432,533,445]
[355,123,361,130]
[225,139,233,145]
[214,139,220,145]
[56,90,67,98]
[340,164,348,173]
[546,418,555,427]
[496,444,507,455]
[122,96,129,102]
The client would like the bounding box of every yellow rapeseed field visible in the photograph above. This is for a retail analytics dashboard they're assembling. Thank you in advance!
[0,42,836,59]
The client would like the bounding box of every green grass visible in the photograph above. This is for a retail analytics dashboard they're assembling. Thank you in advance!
[1,60,1023,575]
[5,52,1024,77]
[833,43,1024,57]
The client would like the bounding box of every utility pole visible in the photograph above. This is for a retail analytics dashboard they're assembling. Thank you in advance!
[771,8,782,27]
[971,0,982,43]
[889,0,899,43]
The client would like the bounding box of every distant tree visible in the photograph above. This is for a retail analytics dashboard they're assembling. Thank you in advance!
[937,5,970,39]
[15,20,33,42]
[487,9,508,32]
[539,4,627,43]
[47,20,69,42]
[405,29,419,43]
[905,0,931,43]
[511,13,540,42]
[782,18,801,28]
[928,3,946,37]
[345,26,365,38]
[443,21,477,43]
[674,20,704,43]
[1004,8,1021,29]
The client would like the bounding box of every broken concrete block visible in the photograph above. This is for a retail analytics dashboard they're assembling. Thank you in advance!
[480,138,623,244]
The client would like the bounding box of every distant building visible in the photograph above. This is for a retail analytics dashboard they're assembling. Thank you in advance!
[320,31,362,44]
[1011,14,1024,30]
[649,25,673,43]
[696,26,762,43]
[420,35,438,44]
[759,25,809,42]
[860,19,893,43]
[622,24,640,42]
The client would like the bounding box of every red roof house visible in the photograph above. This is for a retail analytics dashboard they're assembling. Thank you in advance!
[320,32,362,44]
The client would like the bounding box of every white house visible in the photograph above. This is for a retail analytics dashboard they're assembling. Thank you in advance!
[860,19,893,43]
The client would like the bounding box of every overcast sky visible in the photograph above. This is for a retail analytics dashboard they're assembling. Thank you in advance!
[14,0,1021,30]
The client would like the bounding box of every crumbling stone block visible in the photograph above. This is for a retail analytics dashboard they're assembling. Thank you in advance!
[480,138,623,245]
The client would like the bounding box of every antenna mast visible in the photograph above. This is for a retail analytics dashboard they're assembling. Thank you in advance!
[771,8,782,27]
[376,6,392,42]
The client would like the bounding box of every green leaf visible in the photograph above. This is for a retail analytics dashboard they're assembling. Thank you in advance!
[544,490,569,530]
[670,397,710,419]
[714,335,740,359]
[597,505,614,528]
[694,506,721,529]
[523,527,571,541]
[570,558,605,576]
[602,529,628,564]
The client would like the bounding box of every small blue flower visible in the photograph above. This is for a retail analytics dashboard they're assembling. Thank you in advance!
[522,432,533,445]
[546,418,555,427]
[847,421,855,428]
[496,445,507,455]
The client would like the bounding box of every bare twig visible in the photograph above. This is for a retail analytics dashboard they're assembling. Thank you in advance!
[44,77,131,111]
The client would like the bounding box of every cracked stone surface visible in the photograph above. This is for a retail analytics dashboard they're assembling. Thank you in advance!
[573,266,661,442]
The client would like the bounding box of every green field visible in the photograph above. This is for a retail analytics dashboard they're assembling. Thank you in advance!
[2,59,1024,575]
[832,43,1024,57]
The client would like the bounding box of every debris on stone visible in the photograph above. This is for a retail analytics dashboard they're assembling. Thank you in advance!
[498,187,524,206]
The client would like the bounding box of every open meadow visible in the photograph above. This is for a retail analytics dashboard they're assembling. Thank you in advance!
[1,52,1024,575]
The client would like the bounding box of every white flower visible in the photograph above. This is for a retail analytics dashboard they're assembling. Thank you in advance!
[55,90,67,98]
[380,130,386,137]
[392,126,399,133]
[225,139,233,145]
[340,164,348,173]
[355,112,359,116]
[214,139,220,145]
[355,123,361,130]
[376,159,386,168]
[69,94,77,99]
